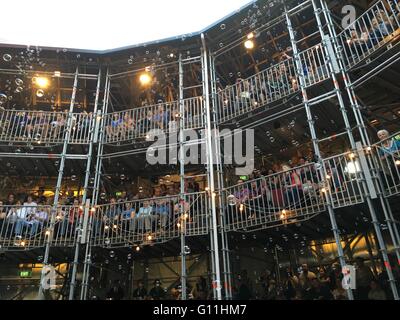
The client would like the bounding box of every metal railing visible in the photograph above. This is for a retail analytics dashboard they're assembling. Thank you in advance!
[337,0,400,70]
[90,192,209,247]
[371,131,400,197]
[322,151,365,209]
[0,204,80,249]
[220,163,326,232]
[103,97,204,144]
[0,109,94,145]
[215,43,329,123]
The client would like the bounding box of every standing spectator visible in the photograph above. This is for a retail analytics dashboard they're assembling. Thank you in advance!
[298,264,317,296]
[106,280,125,300]
[368,280,387,300]
[191,276,208,300]
[132,280,147,300]
[355,257,374,300]
[149,279,166,300]
[236,270,253,300]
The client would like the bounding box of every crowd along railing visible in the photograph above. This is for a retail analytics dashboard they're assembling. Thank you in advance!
[336,0,400,70]
[90,192,209,247]
[220,163,327,232]
[102,97,204,145]
[0,109,94,145]
[0,204,80,249]
[215,43,330,124]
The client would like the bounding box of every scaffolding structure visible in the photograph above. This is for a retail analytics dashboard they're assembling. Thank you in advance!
[0,0,400,300]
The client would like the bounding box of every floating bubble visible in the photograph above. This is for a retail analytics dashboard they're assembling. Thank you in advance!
[3,54,12,62]
[109,251,115,258]
[71,175,77,181]
[36,89,44,98]
[220,24,226,30]
[0,93,7,105]
[15,87,23,93]
[120,174,125,180]
[227,194,236,206]
[219,43,224,48]
[15,78,24,86]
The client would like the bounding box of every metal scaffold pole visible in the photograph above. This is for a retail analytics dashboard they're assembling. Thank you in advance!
[201,33,222,300]
[284,9,355,300]
[68,68,102,300]
[209,53,233,300]
[311,0,399,300]
[80,69,110,300]
[178,54,187,300]
[38,67,79,300]
[318,0,400,270]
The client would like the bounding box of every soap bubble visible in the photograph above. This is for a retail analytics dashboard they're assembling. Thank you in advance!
[0,93,7,105]
[3,54,12,62]
[36,89,44,98]
[15,78,24,86]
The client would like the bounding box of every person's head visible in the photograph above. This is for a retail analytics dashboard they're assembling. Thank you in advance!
[298,157,306,165]
[237,179,244,185]
[73,198,79,206]
[355,257,365,267]
[318,268,326,277]
[110,197,116,204]
[125,202,132,210]
[143,201,150,207]
[7,194,15,203]
[282,164,291,172]
[138,280,144,288]
[370,279,380,290]
[377,129,389,141]
[301,264,309,273]
[26,195,33,203]
[332,262,340,272]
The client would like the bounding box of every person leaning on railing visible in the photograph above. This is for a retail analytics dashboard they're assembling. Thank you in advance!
[376,129,400,185]
[377,129,400,158]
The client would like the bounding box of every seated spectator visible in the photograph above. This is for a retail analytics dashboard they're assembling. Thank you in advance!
[105,197,121,221]
[34,205,49,232]
[14,197,40,238]
[368,279,387,300]
[121,113,135,139]
[61,199,83,236]
[152,196,170,231]
[106,114,123,139]
[121,202,136,232]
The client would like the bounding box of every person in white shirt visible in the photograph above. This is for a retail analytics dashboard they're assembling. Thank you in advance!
[15,196,39,237]
[136,201,153,232]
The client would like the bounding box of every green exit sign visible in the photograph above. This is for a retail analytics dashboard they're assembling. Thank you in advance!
[19,271,32,278]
